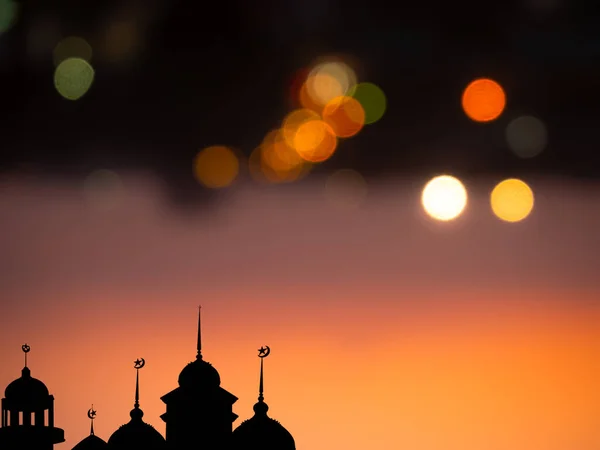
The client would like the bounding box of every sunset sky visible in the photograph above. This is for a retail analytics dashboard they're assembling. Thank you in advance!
[1,173,599,450]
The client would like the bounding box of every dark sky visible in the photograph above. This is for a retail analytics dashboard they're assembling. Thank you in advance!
[2,0,600,206]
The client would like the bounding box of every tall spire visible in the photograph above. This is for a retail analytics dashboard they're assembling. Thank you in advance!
[254,346,271,415]
[131,358,146,420]
[197,305,202,360]
[87,405,97,436]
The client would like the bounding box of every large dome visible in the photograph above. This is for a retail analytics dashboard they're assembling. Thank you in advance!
[177,358,221,389]
[232,402,295,450]
[107,409,166,450]
[5,367,50,404]
[71,434,107,450]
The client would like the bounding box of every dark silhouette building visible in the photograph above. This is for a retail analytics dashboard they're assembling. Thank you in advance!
[0,308,296,450]
[0,344,65,450]
[160,307,238,449]
[71,407,107,450]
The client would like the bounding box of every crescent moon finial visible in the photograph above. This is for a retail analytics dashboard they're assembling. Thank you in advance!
[258,346,270,358]
[87,407,97,420]
[22,344,30,353]
[134,358,145,369]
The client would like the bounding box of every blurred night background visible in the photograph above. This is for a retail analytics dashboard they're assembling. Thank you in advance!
[2,0,600,207]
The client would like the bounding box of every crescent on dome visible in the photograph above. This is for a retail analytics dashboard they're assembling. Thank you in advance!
[87,407,97,420]
[134,358,145,369]
[22,344,30,353]
[258,346,270,358]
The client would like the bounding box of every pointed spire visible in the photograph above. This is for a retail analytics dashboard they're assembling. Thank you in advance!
[197,305,202,360]
[254,346,271,415]
[87,406,97,436]
[131,358,145,420]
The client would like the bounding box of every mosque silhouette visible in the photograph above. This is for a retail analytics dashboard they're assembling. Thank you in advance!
[0,308,295,450]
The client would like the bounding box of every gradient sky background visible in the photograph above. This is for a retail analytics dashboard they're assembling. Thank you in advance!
[0,173,599,449]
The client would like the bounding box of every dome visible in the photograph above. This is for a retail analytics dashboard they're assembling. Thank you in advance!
[177,358,221,389]
[107,408,166,450]
[5,367,50,403]
[232,402,296,450]
[71,434,107,450]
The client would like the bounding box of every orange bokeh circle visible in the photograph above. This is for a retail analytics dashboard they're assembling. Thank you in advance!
[322,96,365,138]
[293,120,338,163]
[461,78,506,123]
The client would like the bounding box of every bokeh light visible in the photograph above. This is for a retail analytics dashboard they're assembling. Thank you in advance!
[322,96,365,138]
[490,179,534,222]
[293,120,338,163]
[462,78,506,122]
[193,146,239,189]
[53,36,93,66]
[259,129,309,183]
[282,109,321,149]
[299,60,358,113]
[349,82,387,124]
[54,57,95,100]
[325,169,368,209]
[505,115,548,158]
[0,0,18,33]
[421,175,468,221]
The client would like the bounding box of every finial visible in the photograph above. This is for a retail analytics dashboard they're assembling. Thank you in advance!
[133,358,145,410]
[22,344,30,368]
[87,406,97,436]
[196,305,202,360]
[257,346,270,402]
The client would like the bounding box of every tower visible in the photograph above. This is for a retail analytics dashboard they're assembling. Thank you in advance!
[232,346,296,450]
[107,358,166,450]
[0,344,65,450]
[160,307,238,450]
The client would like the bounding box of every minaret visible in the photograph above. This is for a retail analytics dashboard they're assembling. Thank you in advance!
[232,346,296,450]
[106,358,166,450]
[160,307,238,450]
[0,344,65,450]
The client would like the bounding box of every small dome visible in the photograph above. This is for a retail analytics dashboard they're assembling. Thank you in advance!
[72,434,108,450]
[232,402,295,450]
[107,409,166,450]
[5,367,50,404]
[177,358,221,389]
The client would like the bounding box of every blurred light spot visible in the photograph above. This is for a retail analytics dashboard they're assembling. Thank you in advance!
[54,58,95,100]
[505,115,547,158]
[490,178,534,222]
[325,169,368,209]
[0,0,18,33]
[349,82,386,124]
[293,120,338,163]
[282,109,321,149]
[300,60,358,113]
[83,170,123,210]
[194,146,239,188]
[260,129,309,183]
[461,78,506,122]
[103,21,139,63]
[53,36,92,66]
[322,96,365,138]
[421,175,468,221]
